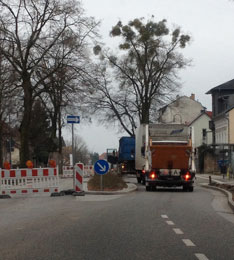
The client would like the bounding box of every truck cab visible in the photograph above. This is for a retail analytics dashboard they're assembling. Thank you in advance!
[118,136,135,174]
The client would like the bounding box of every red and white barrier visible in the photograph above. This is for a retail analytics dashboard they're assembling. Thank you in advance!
[62,165,94,178]
[62,166,73,178]
[74,163,83,192]
[84,165,94,177]
[0,167,59,196]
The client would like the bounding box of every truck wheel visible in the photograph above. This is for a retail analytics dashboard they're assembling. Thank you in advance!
[188,186,194,192]
[146,186,151,191]
[137,177,141,184]
[152,186,157,191]
[183,185,188,192]
[142,177,146,185]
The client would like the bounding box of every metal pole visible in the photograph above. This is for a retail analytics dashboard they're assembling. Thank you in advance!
[145,124,149,171]
[100,175,103,191]
[9,138,12,165]
[9,114,12,166]
[72,123,75,189]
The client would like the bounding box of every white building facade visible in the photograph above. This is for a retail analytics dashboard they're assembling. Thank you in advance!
[158,94,205,125]
[189,113,213,148]
[214,117,228,144]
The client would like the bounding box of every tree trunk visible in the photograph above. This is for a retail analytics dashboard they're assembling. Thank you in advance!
[0,121,3,168]
[20,79,33,167]
[58,106,63,175]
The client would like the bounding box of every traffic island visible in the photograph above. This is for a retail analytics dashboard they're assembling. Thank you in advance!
[87,173,127,192]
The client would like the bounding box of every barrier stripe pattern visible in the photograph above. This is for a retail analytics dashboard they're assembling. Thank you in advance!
[83,165,94,177]
[0,167,59,196]
[1,168,57,178]
[62,165,94,178]
[1,188,58,195]
[75,163,83,192]
[62,166,74,178]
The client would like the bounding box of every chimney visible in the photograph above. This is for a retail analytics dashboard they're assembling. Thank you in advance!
[190,93,195,100]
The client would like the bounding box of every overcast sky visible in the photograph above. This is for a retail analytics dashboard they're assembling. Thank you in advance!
[65,0,234,154]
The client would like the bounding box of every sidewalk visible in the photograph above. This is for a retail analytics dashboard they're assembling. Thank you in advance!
[196,173,234,185]
[196,173,234,212]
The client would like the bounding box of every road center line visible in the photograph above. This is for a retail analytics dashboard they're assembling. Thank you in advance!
[161,214,168,219]
[166,220,174,225]
[182,239,195,246]
[173,228,183,234]
[195,253,209,260]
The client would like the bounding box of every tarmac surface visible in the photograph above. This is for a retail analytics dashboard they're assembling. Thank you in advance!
[59,175,138,195]
[56,173,234,212]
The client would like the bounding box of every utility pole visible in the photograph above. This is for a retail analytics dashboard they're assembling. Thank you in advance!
[67,115,80,189]
[9,114,12,165]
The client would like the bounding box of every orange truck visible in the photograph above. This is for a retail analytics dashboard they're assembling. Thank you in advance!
[135,124,195,191]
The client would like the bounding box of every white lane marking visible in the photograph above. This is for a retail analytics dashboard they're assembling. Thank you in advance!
[195,253,209,260]
[182,239,196,247]
[161,215,168,219]
[166,220,174,225]
[173,228,184,234]
[16,227,24,230]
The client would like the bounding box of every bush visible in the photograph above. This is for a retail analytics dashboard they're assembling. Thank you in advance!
[87,173,127,191]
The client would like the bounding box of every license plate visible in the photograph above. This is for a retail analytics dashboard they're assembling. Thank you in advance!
[160,169,180,176]
[161,169,169,175]
[171,170,180,176]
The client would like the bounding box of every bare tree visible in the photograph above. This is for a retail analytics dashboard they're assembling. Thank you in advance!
[0,44,21,166]
[0,0,98,166]
[91,17,191,135]
[65,135,90,165]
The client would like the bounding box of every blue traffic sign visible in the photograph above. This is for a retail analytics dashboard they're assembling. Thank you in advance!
[67,115,80,124]
[94,160,109,175]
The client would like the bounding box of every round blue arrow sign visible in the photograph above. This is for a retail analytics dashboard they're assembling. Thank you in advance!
[94,160,109,175]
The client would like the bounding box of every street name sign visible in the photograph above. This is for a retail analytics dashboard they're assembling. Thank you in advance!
[94,160,109,175]
[67,115,80,124]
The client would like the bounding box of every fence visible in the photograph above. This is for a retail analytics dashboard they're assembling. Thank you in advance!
[0,167,59,196]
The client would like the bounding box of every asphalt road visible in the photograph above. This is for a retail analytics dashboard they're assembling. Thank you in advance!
[0,178,234,260]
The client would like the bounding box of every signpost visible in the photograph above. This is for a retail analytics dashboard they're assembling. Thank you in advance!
[94,160,109,190]
[67,115,80,189]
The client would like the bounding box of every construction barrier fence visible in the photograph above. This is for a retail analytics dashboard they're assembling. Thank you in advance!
[62,164,94,178]
[0,167,59,197]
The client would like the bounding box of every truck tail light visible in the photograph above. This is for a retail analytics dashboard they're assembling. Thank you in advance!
[142,170,146,175]
[183,172,191,181]
[149,171,157,179]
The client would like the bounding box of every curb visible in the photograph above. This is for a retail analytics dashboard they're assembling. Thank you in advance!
[85,183,138,195]
[201,183,234,212]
